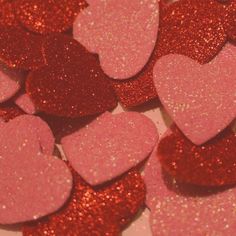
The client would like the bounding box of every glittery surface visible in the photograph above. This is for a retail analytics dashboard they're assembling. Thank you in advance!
[144,147,236,236]
[22,168,145,235]
[0,105,24,122]
[153,43,236,145]
[27,34,117,117]
[62,111,158,185]
[111,0,230,107]
[15,0,88,34]
[0,115,72,224]
[0,1,18,27]
[0,26,45,70]
[158,125,236,186]
[73,0,159,79]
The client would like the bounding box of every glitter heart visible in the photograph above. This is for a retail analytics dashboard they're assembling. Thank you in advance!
[154,43,236,145]
[73,0,160,79]
[158,125,236,186]
[0,115,72,224]
[0,26,45,70]
[0,1,18,27]
[26,34,117,118]
[62,111,158,185]
[22,167,145,235]
[14,0,88,34]
[111,0,232,107]
[144,145,236,236]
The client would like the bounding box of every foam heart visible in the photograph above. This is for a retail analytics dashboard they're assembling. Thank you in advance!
[158,125,236,186]
[154,43,236,145]
[144,141,236,235]
[62,111,158,185]
[15,93,37,115]
[22,167,145,235]
[15,0,88,34]
[0,115,71,224]
[26,34,117,118]
[0,64,22,103]
[73,0,159,79]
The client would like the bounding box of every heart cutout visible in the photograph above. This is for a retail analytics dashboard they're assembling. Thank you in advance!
[0,26,45,70]
[26,34,117,118]
[73,0,160,79]
[61,111,158,185]
[158,125,236,186]
[0,115,72,224]
[14,0,88,34]
[144,145,236,235]
[154,43,236,145]
[22,167,145,235]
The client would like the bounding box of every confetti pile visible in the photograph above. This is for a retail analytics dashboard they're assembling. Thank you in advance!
[0,0,235,235]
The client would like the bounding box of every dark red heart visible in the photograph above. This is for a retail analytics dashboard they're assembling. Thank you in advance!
[26,34,117,118]
[158,125,236,186]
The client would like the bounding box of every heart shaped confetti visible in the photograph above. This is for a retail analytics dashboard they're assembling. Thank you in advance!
[0,26,45,70]
[15,93,37,115]
[111,0,234,107]
[0,63,22,103]
[154,43,236,145]
[62,111,158,185]
[0,115,71,223]
[22,167,145,235]
[144,144,236,236]
[73,0,160,79]
[158,125,236,186]
[15,0,88,34]
[26,34,117,118]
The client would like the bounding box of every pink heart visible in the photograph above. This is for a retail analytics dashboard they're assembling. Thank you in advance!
[144,134,236,236]
[15,93,37,115]
[153,43,236,145]
[0,64,23,103]
[73,0,159,79]
[61,112,158,185]
[0,115,72,224]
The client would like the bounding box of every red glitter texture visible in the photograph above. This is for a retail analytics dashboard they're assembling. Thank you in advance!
[0,26,45,70]
[26,34,117,118]
[22,168,145,236]
[0,105,24,122]
[158,125,236,186]
[15,0,88,34]
[112,0,231,108]
[0,1,18,27]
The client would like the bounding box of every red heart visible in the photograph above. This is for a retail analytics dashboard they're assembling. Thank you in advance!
[14,0,88,34]
[26,34,117,118]
[112,0,233,107]
[0,26,45,70]
[158,125,236,186]
[22,167,145,235]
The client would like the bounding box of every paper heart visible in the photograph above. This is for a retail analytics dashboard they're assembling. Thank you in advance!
[0,26,45,70]
[22,167,145,235]
[0,115,71,224]
[110,0,234,107]
[14,0,88,34]
[62,111,158,185]
[26,34,117,118]
[154,43,236,145]
[73,0,159,79]
[158,125,236,186]
[15,93,37,115]
[144,144,236,236]
[0,63,22,103]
